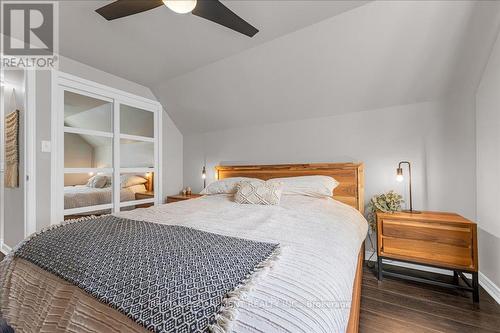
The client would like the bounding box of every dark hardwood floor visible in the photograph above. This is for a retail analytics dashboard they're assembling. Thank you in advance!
[1,252,498,332]
[361,262,500,333]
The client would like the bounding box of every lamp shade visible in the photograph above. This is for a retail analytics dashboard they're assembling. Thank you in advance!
[201,165,207,188]
[396,167,404,182]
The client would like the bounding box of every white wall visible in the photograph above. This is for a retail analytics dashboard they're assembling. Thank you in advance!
[64,132,94,185]
[2,69,26,248]
[35,56,184,230]
[35,71,52,230]
[94,141,154,169]
[59,57,158,101]
[476,29,500,289]
[163,110,184,197]
[184,94,477,220]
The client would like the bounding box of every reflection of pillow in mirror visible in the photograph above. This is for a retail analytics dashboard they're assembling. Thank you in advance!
[104,176,112,188]
[127,184,147,194]
[121,175,148,188]
[86,175,108,188]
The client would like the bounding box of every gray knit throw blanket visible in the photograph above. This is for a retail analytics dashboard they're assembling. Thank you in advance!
[14,216,280,333]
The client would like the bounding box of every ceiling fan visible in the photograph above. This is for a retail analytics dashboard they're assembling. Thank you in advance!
[95,0,259,37]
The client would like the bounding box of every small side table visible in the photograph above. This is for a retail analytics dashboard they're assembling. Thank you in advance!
[376,211,479,304]
[166,194,203,203]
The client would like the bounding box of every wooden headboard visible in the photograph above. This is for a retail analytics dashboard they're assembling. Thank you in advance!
[215,163,365,214]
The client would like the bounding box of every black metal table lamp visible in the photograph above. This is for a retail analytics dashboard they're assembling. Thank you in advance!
[396,161,421,214]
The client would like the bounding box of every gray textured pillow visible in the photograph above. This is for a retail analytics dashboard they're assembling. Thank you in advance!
[235,180,283,205]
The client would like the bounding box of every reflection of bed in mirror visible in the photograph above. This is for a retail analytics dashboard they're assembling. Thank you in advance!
[64,174,153,218]
[64,176,147,208]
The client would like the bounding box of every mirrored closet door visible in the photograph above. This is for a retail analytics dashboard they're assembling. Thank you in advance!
[119,103,156,212]
[55,74,161,222]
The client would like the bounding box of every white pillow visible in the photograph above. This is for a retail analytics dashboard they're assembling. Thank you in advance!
[121,175,148,188]
[268,175,339,198]
[127,184,147,193]
[86,175,107,188]
[200,177,259,195]
[235,180,283,205]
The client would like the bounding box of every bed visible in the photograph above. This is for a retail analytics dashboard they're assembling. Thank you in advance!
[0,163,367,333]
[64,184,147,210]
[64,174,151,216]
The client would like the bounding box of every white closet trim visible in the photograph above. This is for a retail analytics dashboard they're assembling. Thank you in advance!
[51,70,163,225]
[63,168,113,174]
[120,133,154,143]
[120,198,155,208]
[64,204,113,216]
[120,167,155,173]
[64,127,113,138]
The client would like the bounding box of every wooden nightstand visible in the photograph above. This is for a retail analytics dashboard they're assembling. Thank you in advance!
[135,191,155,208]
[376,211,479,304]
[166,194,203,203]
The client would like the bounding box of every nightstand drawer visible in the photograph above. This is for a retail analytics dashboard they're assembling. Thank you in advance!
[381,219,472,247]
[376,211,479,304]
[381,237,473,268]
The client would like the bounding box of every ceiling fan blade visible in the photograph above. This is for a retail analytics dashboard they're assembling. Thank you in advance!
[192,0,258,37]
[96,0,164,21]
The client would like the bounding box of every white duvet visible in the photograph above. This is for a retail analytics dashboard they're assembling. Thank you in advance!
[118,194,368,333]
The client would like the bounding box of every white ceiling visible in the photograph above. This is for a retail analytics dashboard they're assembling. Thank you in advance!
[58,1,500,134]
[152,0,500,133]
[59,0,369,86]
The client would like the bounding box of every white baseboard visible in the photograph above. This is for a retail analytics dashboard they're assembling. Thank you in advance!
[0,240,12,255]
[365,250,500,305]
[479,272,500,305]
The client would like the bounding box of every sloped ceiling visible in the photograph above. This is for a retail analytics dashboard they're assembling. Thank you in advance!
[59,1,500,134]
[59,0,369,86]
[153,0,500,133]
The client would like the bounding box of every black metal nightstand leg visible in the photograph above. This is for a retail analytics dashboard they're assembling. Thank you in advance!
[472,272,480,305]
[377,256,383,280]
[453,270,459,285]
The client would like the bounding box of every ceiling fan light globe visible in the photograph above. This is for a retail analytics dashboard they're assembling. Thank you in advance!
[163,0,197,14]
